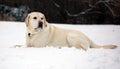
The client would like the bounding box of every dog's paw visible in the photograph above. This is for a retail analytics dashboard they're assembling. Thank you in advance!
[10,45,24,48]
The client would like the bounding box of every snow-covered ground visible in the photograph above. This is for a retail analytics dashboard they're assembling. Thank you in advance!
[0,21,120,69]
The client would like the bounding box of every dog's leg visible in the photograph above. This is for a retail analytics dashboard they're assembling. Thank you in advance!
[75,44,88,51]
[10,45,23,48]
[67,33,89,50]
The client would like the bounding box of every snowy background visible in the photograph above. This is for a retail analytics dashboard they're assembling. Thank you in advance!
[0,21,120,69]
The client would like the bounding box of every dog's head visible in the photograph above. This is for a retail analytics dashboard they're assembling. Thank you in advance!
[25,12,48,31]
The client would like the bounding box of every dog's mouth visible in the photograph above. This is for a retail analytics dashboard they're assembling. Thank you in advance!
[34,21,43,30]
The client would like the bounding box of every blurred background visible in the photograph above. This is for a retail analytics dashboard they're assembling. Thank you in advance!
[0,0,120,24]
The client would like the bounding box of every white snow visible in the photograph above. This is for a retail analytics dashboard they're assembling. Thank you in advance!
[0,21,120,69]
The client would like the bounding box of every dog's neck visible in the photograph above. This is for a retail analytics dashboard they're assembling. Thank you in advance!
[27,24,51,38]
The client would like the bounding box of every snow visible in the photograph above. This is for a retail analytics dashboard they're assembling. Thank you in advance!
[0,21,120,69]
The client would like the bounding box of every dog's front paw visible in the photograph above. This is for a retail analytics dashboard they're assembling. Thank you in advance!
[10,45,24,48]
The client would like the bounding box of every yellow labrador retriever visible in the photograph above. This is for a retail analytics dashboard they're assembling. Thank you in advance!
[25,12,117,50]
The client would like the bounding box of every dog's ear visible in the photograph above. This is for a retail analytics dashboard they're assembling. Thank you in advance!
[25,14,30,27]
[43,16,48,27]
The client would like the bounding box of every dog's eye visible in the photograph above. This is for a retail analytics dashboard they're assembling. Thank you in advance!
[33,17,37,19]
[41,18,44,20]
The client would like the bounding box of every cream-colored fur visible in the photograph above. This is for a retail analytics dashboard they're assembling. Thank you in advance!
[25,12,117,50]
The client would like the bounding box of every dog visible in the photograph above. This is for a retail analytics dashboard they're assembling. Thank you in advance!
[25,12,117,50]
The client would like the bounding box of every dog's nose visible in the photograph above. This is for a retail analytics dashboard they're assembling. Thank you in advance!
[38,21,43,28]
[39,21,42,24]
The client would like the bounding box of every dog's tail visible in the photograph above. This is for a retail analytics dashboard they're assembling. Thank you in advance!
[90,41,117,49]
